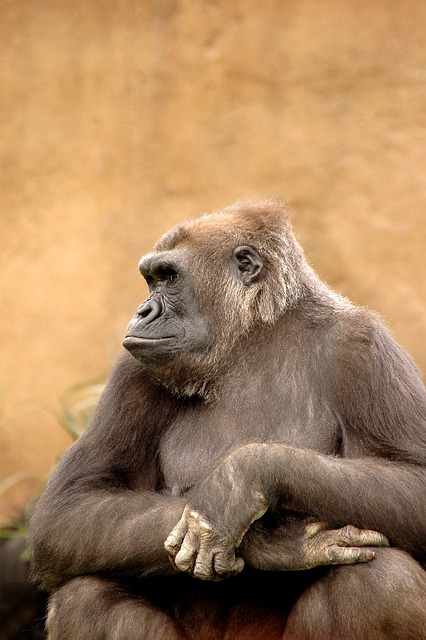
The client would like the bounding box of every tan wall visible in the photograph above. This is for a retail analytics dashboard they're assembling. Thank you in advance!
[1,0,425,517]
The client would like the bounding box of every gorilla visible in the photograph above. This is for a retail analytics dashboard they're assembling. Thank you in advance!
[30,198,426,640]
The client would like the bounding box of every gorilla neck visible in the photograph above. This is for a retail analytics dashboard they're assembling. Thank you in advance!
[149,284,351,402]
[148,317,283,402]
[150,347,235,402]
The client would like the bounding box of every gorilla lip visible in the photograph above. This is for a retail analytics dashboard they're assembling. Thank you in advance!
[123,336,176,346]
[122,335,179,366]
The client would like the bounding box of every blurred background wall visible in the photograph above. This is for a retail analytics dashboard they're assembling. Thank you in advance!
[1,0,425,518]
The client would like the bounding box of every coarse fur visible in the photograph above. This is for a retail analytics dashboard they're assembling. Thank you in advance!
[30,197,426,640]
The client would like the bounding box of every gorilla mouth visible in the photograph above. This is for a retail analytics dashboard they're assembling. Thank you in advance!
[123,336,176,348]
[122,336,179,364]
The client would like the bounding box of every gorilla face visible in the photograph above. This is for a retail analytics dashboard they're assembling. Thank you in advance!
[122,209,268,400]
[122,240,265,388]
[122,249,212,367]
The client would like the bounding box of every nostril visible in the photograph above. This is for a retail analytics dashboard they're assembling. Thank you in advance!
[139,305,151,319]
[137,299,162,324]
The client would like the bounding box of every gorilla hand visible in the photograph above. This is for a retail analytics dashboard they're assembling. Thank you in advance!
[164,505,244,580]
[164,452,268,581]
[238,517,390,572]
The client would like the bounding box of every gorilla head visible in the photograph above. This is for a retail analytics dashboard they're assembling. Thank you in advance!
[123,197,313,398]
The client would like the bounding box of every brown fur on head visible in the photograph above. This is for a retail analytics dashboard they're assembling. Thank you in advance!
[157,196,311,331]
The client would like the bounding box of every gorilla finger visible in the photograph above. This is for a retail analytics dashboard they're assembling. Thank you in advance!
[165,554,179,572]
[193,557,215,581]
[337,525,389,547]
[214,552,245,576]
[328,545,376,565]
[164,518,188,556]
[305,521,328,537]
[174,530,199,572]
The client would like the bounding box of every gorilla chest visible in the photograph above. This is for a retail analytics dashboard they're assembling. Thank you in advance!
[159,384,339,495]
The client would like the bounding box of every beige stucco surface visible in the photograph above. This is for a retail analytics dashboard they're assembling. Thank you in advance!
[1,0,425,517]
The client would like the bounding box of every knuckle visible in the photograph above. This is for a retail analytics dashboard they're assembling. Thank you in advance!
[175,559,192,572]
[305,521,325,537]
[230,556,245,575]
[198,520,213,535]
[344,548,360,562]
[214,558,233,574]
[175,546,193,567]
[328,545,353,563]
[164,536,178,552]
[187,510,213,534]
[341,525,359,542]
[326,545,340,562]
[164,544,175,558]
[193,565,213,580]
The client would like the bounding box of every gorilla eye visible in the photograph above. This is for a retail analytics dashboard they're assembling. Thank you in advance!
[165,271,179,283]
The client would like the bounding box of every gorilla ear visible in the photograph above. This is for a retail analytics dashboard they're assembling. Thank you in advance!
[233,246,263,285]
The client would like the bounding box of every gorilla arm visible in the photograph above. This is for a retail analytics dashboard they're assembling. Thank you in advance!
[30,355,187,589]
[31,469,187,589]
[165,325,426,580]
[164,447,395,581]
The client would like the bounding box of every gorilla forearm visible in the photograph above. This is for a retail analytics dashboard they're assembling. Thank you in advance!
[165,444,424,580]
[30,490,186,589]
[190,443,426,558]
[255,444,425,556]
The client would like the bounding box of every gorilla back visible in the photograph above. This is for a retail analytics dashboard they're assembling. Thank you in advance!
[30,198,426,640]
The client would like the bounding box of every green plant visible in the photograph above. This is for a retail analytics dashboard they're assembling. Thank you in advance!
[0,378,105,551]
[58,378,105,440]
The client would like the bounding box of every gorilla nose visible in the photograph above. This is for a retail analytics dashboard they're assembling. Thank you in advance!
[137,299,162,325]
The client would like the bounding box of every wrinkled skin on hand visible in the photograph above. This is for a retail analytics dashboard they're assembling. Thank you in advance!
[238,517,390,573]
[164,506,245,581]
[164,492,268,581]
[165,508,389,582]
[164,447,390,581]
[165,448,269,580]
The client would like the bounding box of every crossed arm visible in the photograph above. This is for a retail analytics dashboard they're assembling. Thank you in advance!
[165,442,425,580]
[31,439,396,588]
